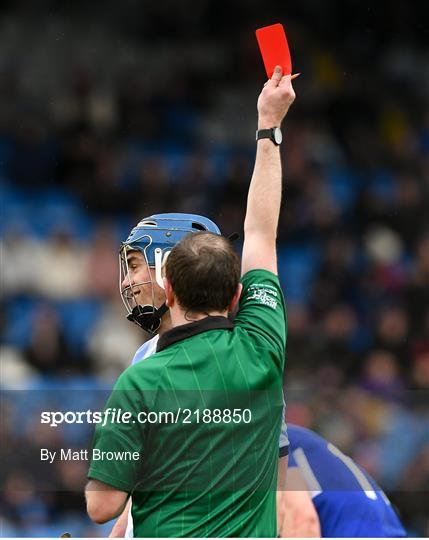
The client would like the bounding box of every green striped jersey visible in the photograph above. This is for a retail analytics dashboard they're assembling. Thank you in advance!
[88,269,287,537]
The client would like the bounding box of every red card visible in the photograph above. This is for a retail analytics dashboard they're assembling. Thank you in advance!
[255,23,292,78]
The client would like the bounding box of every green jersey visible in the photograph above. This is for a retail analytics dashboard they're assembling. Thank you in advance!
[88,269,287,537]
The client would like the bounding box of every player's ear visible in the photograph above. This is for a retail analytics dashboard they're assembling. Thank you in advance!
[163,277,175,308]
[228,283,243,313]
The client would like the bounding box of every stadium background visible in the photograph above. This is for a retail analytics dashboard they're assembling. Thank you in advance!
[1,0,428,536]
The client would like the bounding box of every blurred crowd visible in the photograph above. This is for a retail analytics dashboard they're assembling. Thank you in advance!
[1,0,428,536]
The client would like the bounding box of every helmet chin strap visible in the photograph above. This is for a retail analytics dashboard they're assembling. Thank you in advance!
[127,303,169,335]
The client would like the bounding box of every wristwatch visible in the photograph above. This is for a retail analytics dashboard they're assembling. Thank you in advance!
[256,127,282,146]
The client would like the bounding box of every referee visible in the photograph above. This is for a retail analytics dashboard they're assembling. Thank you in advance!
[85,65,295,537]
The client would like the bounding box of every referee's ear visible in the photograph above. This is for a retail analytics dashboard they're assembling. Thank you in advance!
[163,277,175,308]
[228,283,243,314]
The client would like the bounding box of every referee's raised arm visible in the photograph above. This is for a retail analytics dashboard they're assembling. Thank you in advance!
[241,66,295,276]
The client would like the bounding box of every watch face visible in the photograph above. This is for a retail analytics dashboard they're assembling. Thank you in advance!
[273,127,282,145]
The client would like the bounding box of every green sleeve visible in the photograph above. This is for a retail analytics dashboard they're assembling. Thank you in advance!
[234,269,287,361]
[87,367,147,493]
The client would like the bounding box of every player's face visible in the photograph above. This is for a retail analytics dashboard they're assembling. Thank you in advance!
[121,250,165,309]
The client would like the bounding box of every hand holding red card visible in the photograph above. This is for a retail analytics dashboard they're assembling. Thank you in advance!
[255,23,292,78]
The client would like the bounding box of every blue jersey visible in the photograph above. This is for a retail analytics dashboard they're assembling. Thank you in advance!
[287,425,406,538]
[131,335,159,365]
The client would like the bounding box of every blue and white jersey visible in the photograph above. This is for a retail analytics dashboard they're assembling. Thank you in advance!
[286,425,406,538]
[131,335,159,364]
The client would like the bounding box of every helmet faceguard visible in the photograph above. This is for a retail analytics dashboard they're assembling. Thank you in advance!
[119,235,169,335]
[119,213,221,334]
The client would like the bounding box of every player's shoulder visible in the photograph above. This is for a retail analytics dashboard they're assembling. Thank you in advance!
[131,345,172,370]
[288,424,328,452]
[131,335,159,365]
[118,346,173,388]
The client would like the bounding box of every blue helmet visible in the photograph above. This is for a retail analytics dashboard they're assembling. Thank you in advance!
[120,213,222,334]
[122,213,221,265]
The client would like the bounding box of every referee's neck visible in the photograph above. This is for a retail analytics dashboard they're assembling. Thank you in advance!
[158,311,172,336]
[169,306,228,329]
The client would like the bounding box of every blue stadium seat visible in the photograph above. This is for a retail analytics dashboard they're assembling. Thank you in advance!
[0,178,21,205]
[0,137,15,173]
[420,127,429,153]
[368,169,396,202]
[4,298,100,353]
[4,376,111,441]
[208,146,232,185]
[2,185,94,240]
[31,188,94,240]
[1,199,39,237]
[55,300,102,352]
[162,147,189,180]
[33,205,94,240]
[326,168,361,214]
[161,105,198,145]
[4,297,40,348]
[278,245,321,304]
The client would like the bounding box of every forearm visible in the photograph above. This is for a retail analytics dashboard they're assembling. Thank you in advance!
[276,456,288,535]
[241,67,295,275]
[109,498,131,537]
[244,138,281,240]
[281,495,321,538]
[279,468,321,538]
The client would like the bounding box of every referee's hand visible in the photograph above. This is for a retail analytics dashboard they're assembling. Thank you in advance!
[257,65,295,130]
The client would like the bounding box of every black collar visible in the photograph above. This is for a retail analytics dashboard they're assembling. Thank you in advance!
[157,316,234,352]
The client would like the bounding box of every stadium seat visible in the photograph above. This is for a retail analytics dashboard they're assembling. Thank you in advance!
[278,245,321,303]
[55,300,102,352]
[326,168,361,214]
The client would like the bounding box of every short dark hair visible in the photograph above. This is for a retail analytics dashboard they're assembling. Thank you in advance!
[166,232,240,313]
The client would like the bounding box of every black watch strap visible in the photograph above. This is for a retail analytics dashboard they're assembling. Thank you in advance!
[256,127,282,145]
[256,128,273,140]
